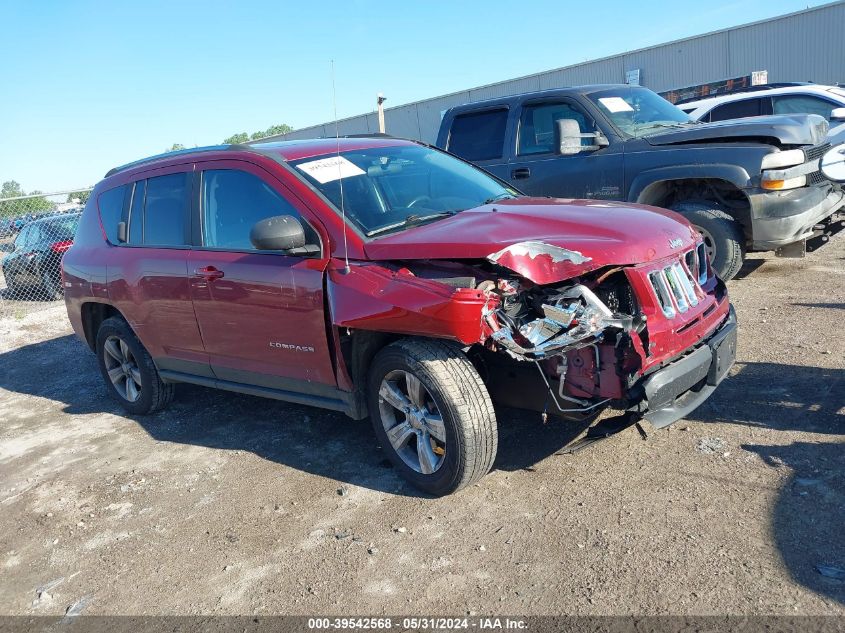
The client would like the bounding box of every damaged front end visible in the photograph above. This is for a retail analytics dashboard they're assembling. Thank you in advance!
[331,238,735,434]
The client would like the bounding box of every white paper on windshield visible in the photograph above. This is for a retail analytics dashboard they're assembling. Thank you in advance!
[598,97,634,113]
[295,156,365,184]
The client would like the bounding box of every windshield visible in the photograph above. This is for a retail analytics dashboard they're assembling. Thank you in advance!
[588,87,694,137]
[290,145,516,237]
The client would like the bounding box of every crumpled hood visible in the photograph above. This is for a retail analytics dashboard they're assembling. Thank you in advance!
[645,114,829,147]
[364,198,697,284]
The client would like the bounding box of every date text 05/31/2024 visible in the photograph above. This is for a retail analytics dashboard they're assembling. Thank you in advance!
[307,617,528,630]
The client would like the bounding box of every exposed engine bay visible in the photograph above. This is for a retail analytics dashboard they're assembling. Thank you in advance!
[392,256,651,420]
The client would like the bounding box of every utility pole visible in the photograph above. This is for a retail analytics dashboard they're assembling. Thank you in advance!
[377,93,387,133]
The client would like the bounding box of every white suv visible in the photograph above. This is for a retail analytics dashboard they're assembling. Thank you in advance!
[678,84,845,145]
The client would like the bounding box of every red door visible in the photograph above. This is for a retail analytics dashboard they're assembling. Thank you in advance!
[187,161,338,394]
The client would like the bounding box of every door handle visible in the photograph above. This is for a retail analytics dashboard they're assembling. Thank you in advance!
[195,265,224,280]
[511,167,531,179]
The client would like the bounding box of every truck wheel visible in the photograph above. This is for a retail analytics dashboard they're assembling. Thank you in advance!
[671,201,746,281]
[367,338,497,496]
[96,316,175,415]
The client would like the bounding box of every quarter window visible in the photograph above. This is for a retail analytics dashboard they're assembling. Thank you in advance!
[201,169,303,250]
[447,109,508,161]
[97,185,127,244]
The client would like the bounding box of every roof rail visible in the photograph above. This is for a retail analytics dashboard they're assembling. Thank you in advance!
[674,82,813,105]
[104,144,252,178]
[341,133,394,138]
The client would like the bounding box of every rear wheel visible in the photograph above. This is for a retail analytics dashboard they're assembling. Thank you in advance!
[40,266,62,300]
[96,316,175,415]
[368,338,497,496]
[671,200,746,281]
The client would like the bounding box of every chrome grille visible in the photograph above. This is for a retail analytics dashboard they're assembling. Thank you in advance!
[649,246,707,318]
[805,142,831,162]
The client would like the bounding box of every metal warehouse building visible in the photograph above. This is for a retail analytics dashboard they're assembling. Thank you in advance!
[262,1,845,145]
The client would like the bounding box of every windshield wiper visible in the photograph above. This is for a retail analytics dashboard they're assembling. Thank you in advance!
[366,211,457,237]
[482,192,516,205]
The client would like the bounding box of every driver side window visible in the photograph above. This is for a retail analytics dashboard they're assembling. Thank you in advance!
[201,169,305,250]
[518,102,597,155]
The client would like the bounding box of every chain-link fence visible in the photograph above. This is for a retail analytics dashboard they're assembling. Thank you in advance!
[0,189,92,320]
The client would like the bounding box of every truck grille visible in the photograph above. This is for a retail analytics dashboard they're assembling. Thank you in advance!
[807,170,827,185]
[805,142,831,162]
[648,244,707,319]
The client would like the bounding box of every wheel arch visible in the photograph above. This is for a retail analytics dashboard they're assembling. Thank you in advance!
[80,302,124,351]
[634,176,753,239]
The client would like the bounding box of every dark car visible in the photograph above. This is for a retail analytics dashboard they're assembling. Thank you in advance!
[62,139,736,495]
[2,212,81,299]
[0,217,15,238]
[436,85,845,280]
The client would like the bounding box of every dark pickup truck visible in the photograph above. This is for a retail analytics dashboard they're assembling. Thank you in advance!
[436,85,845,280]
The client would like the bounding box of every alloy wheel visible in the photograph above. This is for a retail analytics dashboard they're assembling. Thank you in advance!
[377,370,446,475]
[103,335,142,402]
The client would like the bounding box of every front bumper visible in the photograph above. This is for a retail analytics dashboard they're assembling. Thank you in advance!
[637,305,737,429]
[748,184,845,250]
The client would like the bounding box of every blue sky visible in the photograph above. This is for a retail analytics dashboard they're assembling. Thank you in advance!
[0,0,832,192]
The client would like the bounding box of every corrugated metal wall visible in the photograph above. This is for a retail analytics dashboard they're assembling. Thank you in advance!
[260,2,845,145]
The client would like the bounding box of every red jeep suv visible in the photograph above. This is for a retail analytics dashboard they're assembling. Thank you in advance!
[63,138,736,495]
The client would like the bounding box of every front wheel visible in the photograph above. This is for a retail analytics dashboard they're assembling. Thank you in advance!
[367,338,498,496]
[671,201,746,281]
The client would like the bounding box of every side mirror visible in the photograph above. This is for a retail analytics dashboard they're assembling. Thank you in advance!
[831,107,845,122]
[117,221,127,243]
[250,215,307,251]
[555,119,608,155]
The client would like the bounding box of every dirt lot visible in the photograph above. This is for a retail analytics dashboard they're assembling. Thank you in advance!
[0,242,843,617]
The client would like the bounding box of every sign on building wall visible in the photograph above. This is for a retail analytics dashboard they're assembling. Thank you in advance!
[751,70,769,86]
[625,69,641,86]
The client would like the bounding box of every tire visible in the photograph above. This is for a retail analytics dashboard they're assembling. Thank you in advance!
[367,338,498,496]
[40,266,62,301]
[95,316,175,415]
[671,201,746,281]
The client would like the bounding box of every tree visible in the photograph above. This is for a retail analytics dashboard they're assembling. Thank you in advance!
[226,124,294,143]
[263,124,293,137]
[67,191,91,205]
[0,180,53,217]
[168,143,186,151]
[1,180,24,199]
[21,190,54,213]
[223,132,249,144]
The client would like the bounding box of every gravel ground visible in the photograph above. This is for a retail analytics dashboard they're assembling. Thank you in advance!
[0,242,843,617]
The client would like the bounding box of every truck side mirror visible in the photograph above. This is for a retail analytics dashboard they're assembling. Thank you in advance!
[831,107,845,122]
[250,215,307,251]
[555,119,608,155]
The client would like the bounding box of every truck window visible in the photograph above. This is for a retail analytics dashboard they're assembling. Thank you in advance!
[518,102,597,155]
[708,97,767,122]
[447,109,507,161]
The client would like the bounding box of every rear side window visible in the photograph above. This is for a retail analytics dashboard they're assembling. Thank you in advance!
[772,95,836,120]
[97,185,127,244]
[127,173,190,247]
[201,169,303,250]
[447,109,508,161]
[708,98,766,122]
